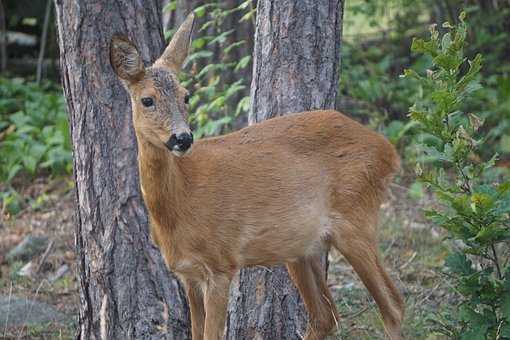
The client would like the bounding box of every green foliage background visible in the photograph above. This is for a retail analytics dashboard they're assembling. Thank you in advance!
[0,78,71,213]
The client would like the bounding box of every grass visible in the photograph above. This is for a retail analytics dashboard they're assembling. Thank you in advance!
[2,322,75,340]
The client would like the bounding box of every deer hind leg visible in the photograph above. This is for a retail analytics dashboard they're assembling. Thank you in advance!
[286,256,339,340]
[329,217,405,340]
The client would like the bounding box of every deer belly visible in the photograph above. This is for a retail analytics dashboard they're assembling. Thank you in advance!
[239,208,331,266]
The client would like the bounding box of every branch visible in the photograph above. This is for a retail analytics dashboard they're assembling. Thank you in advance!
[491,243,503,280]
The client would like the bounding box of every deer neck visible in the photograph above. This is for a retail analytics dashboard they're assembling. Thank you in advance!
[136,135,187,230]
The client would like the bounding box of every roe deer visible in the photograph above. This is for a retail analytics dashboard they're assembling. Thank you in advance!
[110,13,405,340]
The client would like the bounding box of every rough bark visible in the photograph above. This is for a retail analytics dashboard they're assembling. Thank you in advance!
[249,0,343,124]
[226,1,344,339]
[53,1,190,339]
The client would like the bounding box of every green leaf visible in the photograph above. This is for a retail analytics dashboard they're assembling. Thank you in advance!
[502,293,510,322]
[457,54,483,91]
[236,0,252,10]
[6,164,22,182]
[473,226,507,244]
[402,68,423,80]
[445,252,474,276]
[22,156,38,174]
[192,38,208,50]
[422,145,452,163]
[223,40,245,54]
[185,51,214,67]
[193,4,216,18]
[239,9,256,22]
[408,181,425,201]
[207,96,225,111]
[234,56,251,72]
[9,111,31,127]
[235,96,250,116]
[162,1,176,13]
[411,37,439,57]
[208,30,234,46]
[196,64,226,79]
[441,32,452,51]
[224,82,245,100]
[460,326,488,340]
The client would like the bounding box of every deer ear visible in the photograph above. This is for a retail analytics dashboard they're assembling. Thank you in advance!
[110,35,145,82]
[155,12,195,73]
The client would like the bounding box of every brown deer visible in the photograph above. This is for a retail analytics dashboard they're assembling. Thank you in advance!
[110,13,405,340]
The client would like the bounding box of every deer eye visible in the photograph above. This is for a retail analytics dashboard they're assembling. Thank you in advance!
[141,97,154,107]
[184,94,190,104]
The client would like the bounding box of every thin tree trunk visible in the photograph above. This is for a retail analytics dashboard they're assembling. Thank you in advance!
[0,0,6,73]
[226,1,344,339]
[53,1,190,339]
[36,0,51,84]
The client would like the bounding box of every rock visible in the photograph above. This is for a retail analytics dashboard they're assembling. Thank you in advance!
[49,264,69,283]
[0,295,69,328]
[6,235,49,263]
[410,222,427,230]
[18,261,35,277]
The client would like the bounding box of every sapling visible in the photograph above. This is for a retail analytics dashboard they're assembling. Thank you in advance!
[405,12,510,339]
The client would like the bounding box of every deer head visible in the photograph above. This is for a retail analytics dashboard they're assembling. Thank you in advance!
[110,13,195,156]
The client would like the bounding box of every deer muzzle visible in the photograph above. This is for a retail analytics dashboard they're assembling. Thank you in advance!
[165,132,194,155]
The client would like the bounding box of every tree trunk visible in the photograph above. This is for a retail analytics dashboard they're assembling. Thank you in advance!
[226,1,344,339]
[53,1,190,339]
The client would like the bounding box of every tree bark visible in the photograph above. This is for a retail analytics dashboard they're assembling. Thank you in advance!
[53,1,190,339]
[226,1,344,339]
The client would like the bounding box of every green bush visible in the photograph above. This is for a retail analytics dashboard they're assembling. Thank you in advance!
[405,13,510,339]
[0,77,71,213]
[340,1,510,165]
[165,0,254,138]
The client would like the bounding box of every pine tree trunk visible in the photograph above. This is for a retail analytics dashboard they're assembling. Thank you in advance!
[53,1,190,339]
[226,1,344,339]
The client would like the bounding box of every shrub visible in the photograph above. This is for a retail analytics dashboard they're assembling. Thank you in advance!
[405,12,510,339]
[0,77,71,213]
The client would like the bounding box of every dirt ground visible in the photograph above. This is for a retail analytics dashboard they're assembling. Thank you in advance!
[0,175,452,339]
[0,177,77,339]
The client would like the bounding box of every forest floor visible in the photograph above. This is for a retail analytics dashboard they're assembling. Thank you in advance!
[0,177,77,339]
[0,175,451,340]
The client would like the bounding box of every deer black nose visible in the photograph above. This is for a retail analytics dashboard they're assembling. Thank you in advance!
[166,132,193,153]
[176,132,193,151]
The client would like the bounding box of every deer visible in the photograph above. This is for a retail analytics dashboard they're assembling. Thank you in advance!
[110,12,405,340]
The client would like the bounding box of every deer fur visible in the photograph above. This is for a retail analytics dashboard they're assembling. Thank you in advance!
[110,13,405,340]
